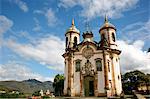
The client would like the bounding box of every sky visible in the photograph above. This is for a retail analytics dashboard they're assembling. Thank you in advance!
[0,0,150,82]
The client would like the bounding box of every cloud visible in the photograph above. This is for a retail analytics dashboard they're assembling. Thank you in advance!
[6,33,150,74]
[0,15,13,48]
[5,29,35,44]
[0,15,13,35]
[5,35,65,71]
[0,62,53,81]
[117,40,150,74]
[33,10,44,14]
[118,19,150,72]
[45,8,58,27]
[32,18,42,32]
[120,19,150,42]
[58,0,139,19]
[34,8,58,27]
[14,0,29,12]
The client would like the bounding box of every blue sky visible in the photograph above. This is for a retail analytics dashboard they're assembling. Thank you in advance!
[0,0,150,81]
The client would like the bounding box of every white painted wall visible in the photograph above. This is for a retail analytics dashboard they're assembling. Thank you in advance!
[98,72,105,93]
[74,72,80,94]
[74,45,107,94]
[64,59,68,94]
[64,43,122,96]
[113,55,122,95]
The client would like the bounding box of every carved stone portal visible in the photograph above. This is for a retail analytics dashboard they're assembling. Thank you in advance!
[81,61,95,76]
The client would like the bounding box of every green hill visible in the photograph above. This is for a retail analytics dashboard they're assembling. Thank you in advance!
[0,85,13,92]
[0,79,53,94]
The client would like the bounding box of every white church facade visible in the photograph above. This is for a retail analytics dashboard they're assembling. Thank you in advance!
[62,17,122,97]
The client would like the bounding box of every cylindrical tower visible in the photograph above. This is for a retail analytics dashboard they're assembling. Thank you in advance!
[99,16,118,50]
[65,19,80,49]
[64,19,80,96]
[99,16,122,96]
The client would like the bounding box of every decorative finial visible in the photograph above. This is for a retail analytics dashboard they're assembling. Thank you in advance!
[72,18,74,26]
[104,15,108,23]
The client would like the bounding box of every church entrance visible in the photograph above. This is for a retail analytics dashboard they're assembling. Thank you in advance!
[84,76,94,96]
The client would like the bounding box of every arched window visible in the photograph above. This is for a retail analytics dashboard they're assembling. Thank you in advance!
[74,36,77,44]
[95,59,102,71]
[73,36,77,47]
[116,58,118,62]
[118,75,120,80]
[112,32,115,42]
[101,34,105,40]
[66,37,68,47]
[75,60,81,72]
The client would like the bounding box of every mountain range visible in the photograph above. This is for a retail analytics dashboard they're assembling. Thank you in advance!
[0,79,53,94]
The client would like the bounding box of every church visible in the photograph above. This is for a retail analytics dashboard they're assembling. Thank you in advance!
[62,17,122,97]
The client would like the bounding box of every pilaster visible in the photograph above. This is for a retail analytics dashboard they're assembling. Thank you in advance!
[103,49,109,90]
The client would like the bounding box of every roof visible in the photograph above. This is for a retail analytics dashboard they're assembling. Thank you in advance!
[66,25,80,33]
[100,16,116,31]
[100,22,116,31]
[66,19,80,33]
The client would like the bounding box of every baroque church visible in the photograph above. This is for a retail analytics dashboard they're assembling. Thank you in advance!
[62,17,122,97]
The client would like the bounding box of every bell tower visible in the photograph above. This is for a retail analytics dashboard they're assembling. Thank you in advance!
[99,16,122,96]
[63,19,80,96]
[65,19,80,49]
[99,16,118,50]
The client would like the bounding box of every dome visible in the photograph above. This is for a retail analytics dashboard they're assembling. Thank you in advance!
[66,25,80,33]
[66,19,80,33]
[100,22,116,30]
[100,16,116,31]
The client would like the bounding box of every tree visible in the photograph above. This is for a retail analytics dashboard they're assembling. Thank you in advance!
[122,70,150,94]
[53,74,64,96]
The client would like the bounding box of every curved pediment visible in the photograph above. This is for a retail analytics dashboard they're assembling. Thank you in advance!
[78,41,98,53]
